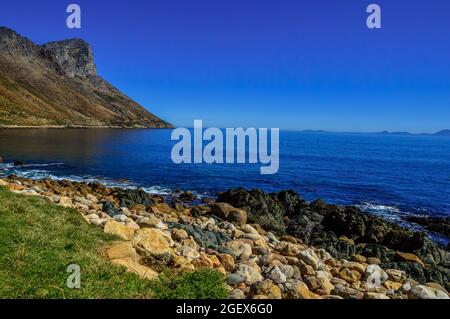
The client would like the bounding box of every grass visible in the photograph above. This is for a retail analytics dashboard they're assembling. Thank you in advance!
[0,186,228,299]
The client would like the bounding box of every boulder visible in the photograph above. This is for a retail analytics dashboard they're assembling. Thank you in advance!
[132,228,173,270]
[211,202,247,226]
[104,220,136,241]
[408,285,450,299]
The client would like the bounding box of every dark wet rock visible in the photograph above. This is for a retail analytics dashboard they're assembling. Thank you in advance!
[217,188,307,235]
[404,215,450,238]
[102,201,120,217]
[167,222,231,250]
[0,156,3,163]
[178,191,197,202]
[13,160,25,166]
[115,188,154,208]
[310,231,356,260]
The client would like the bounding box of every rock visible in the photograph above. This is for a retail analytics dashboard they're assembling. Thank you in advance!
[265,266,287,284]
[384,280,402,291]
[298,248,320,270]
[111,259,158,280]
[104,220,136,240]
[172,228,189,241]
[132,228,173,271]
[227,273,246,285]
[178,191,197,202]
[218,254,235,272]
[139,216,166,229]
[234,263,263,284]
[317,277,334,295]
[106,241,139,260]
[151,203,174,215]
[386,269,405,282]
[425,282,448,294]
[341,261,366,274]
[363,292,390,299]
[217,188,306,234]
[113,214,128,223]
[211,202,248,226]
[395,252,425,267]
[226,240,252,261]
[339,268,361,283]
[251,279,282,299]
[59,196,73,208]
[331,284,364,299]
[278,242,301,257]
[285,281,321,299]
[175,246,200,261]
[229,289,246,299]
[408,285,450,299]
[352,254,367,263]
[14,160,26,166]
[0,179,9,186]
[365,264,388,286]
[367,257,381,265]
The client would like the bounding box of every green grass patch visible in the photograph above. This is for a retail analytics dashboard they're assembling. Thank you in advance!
[0,187,228,299]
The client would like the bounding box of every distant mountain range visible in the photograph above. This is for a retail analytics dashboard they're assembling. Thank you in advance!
[378,130,450,136]
[299,129,450,136]
[0,27,172,128]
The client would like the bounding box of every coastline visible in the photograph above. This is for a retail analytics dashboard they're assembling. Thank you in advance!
[0,125,174,129]
[0,175,448,299]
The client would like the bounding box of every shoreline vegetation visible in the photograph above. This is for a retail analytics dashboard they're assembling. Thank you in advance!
[0,175,448,299]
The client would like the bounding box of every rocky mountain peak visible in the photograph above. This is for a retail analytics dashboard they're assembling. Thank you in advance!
[0,26,41,57]
[43,38,97,78]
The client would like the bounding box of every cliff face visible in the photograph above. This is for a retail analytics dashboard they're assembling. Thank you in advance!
[0,27,172,128]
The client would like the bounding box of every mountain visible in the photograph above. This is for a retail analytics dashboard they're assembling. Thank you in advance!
[433,130,450,136]
[0,27,172,128]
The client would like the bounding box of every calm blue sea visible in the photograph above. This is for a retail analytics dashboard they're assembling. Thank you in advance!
[1,129,449,229]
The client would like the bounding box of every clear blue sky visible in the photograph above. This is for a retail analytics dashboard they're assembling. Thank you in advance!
[1,0,449,132]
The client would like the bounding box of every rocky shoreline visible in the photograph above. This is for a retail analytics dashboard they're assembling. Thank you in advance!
[0,176,448,299]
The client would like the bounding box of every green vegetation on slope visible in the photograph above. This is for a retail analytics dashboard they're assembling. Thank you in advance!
[0,187,228,299]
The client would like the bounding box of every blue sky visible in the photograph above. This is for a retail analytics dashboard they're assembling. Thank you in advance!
[1,0,449,132]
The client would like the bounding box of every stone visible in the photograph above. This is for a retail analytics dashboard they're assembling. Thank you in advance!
[226,240,252,261]
[278,242,301,257]
[139,216,166,229]
[151,203,174,215]
[234,263,263,284]
[132,228,173,270]
[341,261,366,274]
[332,284,364,299]
[265,266,287,284]
[227,273,246,285]
[395,252,425,267]
[386,269,404,282]
[425,282,448,294]
[298,248,320,270]
[299,263,315,276]
[287,281,321,299]
[365,264,388,286]
[339,268,361,283]
[251,279,282,299]
[104,220,136,240]
[229,289,246,299]
[175,246,200,261]
[211,202,248,226]
[408,285,450,299]
[111,258,158,280]
[59,196,73,208]
[113,214,128,223]
[106,241,139,260]
[317,277,334,295]
[172,228,189,241]
[351,254,367,263]
[218,254,235,272]
[384,280,402,291]
[367,257,381,265]
[363,292,390,299]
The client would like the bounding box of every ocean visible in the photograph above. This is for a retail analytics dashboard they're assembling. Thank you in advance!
[1,128,449,233]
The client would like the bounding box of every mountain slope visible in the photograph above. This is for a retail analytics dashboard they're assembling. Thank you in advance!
[0,27,172,128]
